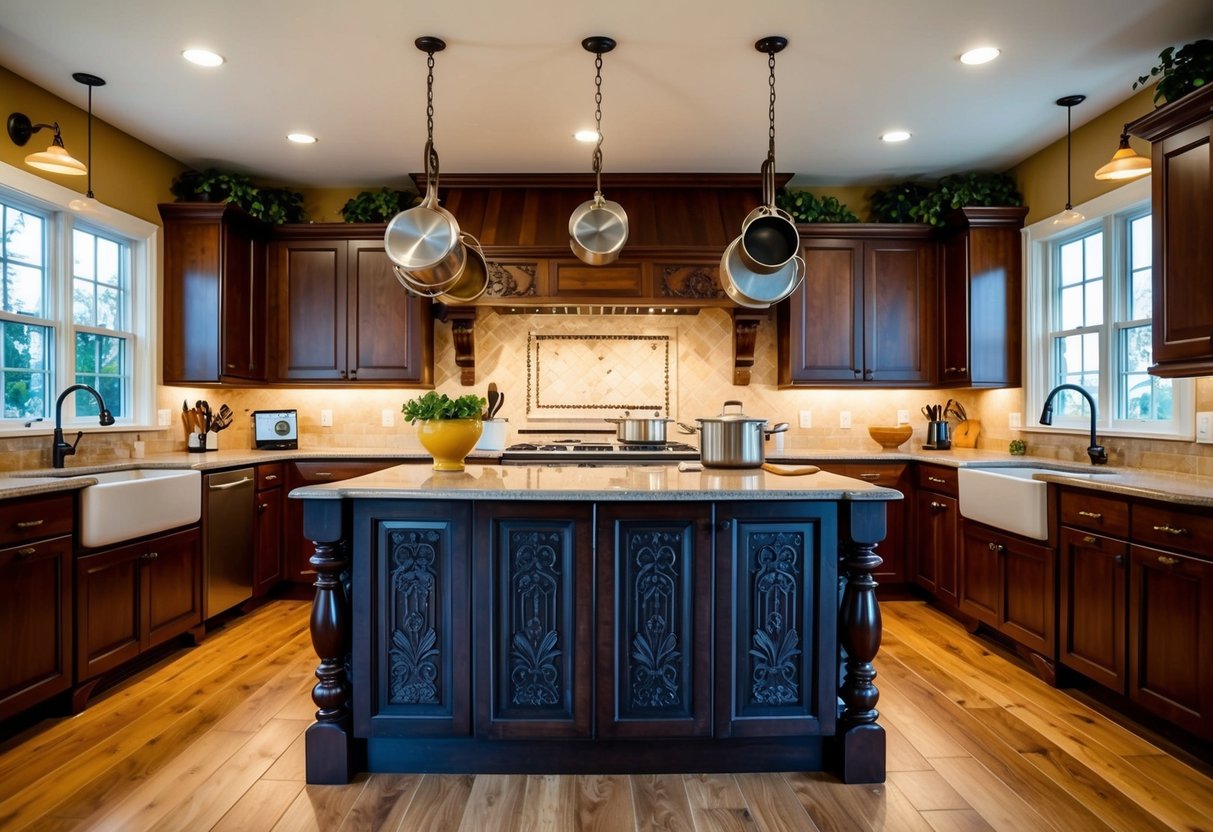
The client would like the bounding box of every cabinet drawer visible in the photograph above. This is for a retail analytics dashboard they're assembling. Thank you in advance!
[1132,502,1213,558]
[257,463,284,491]
[833,463,907,488]
[0,493,74,547]
[1059,490,1129,538]
[916,465,958,496]
[291,460,397,484]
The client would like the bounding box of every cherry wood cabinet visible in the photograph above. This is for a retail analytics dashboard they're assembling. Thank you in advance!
[271,227,433,384]
[913,464,959,607]
[253,463,284,597]
[1128,84,1213,378]
[937,207,1028,387]
[75,527,202,682]
[159,203,269,384]
[818,462,909,585]
[1059,526,1127,693]
[959,521,1055,658]
[0,493,74,721]
[779,226,935,387]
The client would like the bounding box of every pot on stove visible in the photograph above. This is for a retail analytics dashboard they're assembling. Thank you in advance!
[678,400,788,469]
[605,411,674,445]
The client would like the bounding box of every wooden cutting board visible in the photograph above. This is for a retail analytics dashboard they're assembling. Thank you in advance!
[952,419,981,448]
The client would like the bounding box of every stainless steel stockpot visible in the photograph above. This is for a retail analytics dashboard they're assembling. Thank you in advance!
[678,400,789,469]
[606,411,673,444]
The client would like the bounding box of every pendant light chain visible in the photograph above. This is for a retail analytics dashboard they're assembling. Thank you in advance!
[593,50,604,195]
[767,49,777,162]
[426,50,436,146]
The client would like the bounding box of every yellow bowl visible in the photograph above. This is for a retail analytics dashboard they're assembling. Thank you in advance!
[868,425,913,449]
[416,418,483,471]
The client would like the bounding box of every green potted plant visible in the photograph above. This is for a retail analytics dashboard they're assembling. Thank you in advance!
[402,391,487,471]
[871,172,1022,226]
[870,182,934,223]
[1135,39,1213,105]
[340,188,420,223]
[169,168,305,224]
[775,189,859,223]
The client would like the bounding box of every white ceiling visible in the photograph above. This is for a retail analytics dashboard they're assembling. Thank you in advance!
[2,1,1212,189]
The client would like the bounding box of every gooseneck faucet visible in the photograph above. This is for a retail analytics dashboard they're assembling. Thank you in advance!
[52,384,115,468]
[1038,383,1107,465]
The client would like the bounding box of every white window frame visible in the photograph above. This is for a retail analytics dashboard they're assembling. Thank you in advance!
[1023,176,1194,440]
[0,160,159,437]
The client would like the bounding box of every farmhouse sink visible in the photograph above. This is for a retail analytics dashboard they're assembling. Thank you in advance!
[76,468,201,548]
[957,466,1115,541]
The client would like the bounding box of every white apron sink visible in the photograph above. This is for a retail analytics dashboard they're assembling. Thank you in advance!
[957,466,1111,541]
[77,468,201,548]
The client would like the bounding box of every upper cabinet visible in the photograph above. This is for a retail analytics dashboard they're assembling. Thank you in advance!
[1128,85,1213,378]
[937,207,1028,388]
[159,203,269,384]
[270,226,433,385]
[778,225,936,387]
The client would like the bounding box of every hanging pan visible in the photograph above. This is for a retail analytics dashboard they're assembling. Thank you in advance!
[385,37,466,290]
[569,36,629,265]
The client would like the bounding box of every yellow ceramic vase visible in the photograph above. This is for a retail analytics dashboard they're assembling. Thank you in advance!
[416,418,483,471]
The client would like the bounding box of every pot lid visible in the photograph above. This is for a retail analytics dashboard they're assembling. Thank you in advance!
[696,400,767,423]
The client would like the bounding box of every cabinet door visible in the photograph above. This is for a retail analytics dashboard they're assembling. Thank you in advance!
[916,491,959,603]
[474,503,593,739]
[1129,544,1213,739]
[142,528,202,650]
[939,231,971,384]
[353,502,471,739]
[595,503,712,738]
[781,238,864,383]
[0,536,72,720]
[347,242,432,383]
[863,239,934,384]
[959,522,1001,628]
[274,239,348,380]
[220,221,267,381]
[76,543,143,680]
[999,532,1055,657]
[715,501,837,738]
[1060,527,1127,693]
[253,486,283,596]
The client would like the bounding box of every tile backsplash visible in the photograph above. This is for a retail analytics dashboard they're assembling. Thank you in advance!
[3,307,1211,476]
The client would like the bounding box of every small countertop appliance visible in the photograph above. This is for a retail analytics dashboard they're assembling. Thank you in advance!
[252,409,298,450]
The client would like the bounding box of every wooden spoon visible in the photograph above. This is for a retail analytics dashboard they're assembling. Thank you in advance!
[485,382,499,421]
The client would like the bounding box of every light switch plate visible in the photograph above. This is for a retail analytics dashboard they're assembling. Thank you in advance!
[1009,412,1022,429]
[799,410,812,429]
[896,409,910,425]
[157,409,172,426]
[839,411,852,429]
[381,408,395,428]
[1197,411,1213,444]
[320,409,333,427]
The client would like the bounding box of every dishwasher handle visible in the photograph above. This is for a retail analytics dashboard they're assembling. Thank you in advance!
[208,476,253,491]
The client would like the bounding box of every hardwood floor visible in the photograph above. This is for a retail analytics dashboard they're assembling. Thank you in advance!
[0,599,1209,831]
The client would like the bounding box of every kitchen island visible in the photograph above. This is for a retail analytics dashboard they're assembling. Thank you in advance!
[291,463,900,786]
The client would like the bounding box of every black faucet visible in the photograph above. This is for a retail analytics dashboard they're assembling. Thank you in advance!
[52,384,115,468]
[1039,383,1107,465]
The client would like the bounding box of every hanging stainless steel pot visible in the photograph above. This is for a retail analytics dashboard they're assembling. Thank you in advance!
[605,411,673,444]
[678,400,789,468]
[385,141,465,287]
[435,232,490,304]
[570,36,629,265]
[719,234,804,308]
[739,157,799,274]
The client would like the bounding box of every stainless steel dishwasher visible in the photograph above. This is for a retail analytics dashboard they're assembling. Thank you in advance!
[204,467,255,617]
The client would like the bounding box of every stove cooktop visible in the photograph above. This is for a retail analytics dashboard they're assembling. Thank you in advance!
[501,439,699,461]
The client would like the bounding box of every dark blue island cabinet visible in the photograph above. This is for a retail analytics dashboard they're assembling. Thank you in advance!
[297,469,891,786]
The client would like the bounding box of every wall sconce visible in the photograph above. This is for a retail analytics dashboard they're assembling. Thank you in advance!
[6,112,87,176]
[1094,127,1151,180]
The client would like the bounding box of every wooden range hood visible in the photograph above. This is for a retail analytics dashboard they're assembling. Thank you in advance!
[414,172,791,385]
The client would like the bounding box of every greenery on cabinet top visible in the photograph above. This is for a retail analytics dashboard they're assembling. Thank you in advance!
[170,169,305,224]
[1134,39,1213,106]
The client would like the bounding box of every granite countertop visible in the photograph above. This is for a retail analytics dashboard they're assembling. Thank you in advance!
[289,462,901,502]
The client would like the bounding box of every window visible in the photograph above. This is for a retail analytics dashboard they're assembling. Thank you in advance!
[1026,177,1193,439]
[0,161,157,433]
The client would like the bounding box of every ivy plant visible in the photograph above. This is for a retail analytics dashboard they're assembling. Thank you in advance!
[870,182,934,224]
[339,188,421,223]
[169,168,305,224]
[775,189,859,223]
[870,172,1022,226]
[1135,39,1213,105]
[401,391,486,423]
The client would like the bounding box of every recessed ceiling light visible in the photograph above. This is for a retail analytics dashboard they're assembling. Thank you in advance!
[287,133,318,144]
[573,129,600,143]
[960,47,1000,65]
[881,130,912,143]
[182,48,225,67]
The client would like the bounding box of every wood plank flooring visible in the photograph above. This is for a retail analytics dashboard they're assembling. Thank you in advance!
[0,599,1209,831]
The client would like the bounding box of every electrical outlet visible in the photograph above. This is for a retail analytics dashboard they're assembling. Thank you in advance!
[799,410,812,429]
[1009,412,1022,429]
[839,411,852,429]
[381,408,395,428]
[320,409,333,427]
[896,409,910,425]
[1197,411,1213,444]
[157,408,171,426]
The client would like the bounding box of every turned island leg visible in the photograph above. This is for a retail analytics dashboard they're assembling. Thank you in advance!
[303,499,358,785]
[834,499,886,784]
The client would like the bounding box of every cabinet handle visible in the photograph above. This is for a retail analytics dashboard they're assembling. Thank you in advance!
[142,551,159,560]
[1151,524,1189,536]
[264,474,279,482]
[16,546,36,558]
[349,369,357,378]
[1114,554,1125,565]
[718,520,731,531]
[258,503,268,513]
[209,477,253,491]
[928,476,946,484]
[858,472,880,481]
[987,541,1006,554]
[945,366,968,374]
[1082,535,1098,545]
[1077,510,1103,520]
[339,370,347,378]
[226,363,236,369]
[314,472,333,479]
[16,519,45,528]
[853,368,862,378]
[930,501,947,510]
[863,369,873,380]
[1157,555,1180,566]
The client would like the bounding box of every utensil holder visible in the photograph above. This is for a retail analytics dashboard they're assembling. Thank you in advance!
[188,431,218,453]
[925,420,951,450]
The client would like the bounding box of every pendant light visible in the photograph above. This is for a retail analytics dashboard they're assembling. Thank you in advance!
[1052,94,1086,226]
[1094,125,1151,181]
[73,72,106,198]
